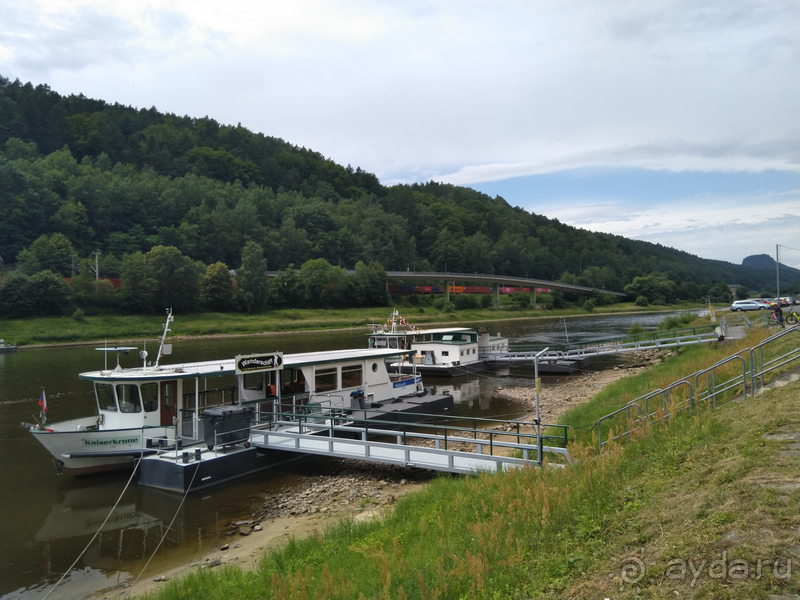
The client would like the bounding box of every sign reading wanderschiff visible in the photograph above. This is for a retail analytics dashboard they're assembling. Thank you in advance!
[235,352,284,374]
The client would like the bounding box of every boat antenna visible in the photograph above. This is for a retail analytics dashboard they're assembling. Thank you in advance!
[154,308,173,369]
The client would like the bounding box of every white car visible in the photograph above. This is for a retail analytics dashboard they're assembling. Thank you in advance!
[730,300,767,312]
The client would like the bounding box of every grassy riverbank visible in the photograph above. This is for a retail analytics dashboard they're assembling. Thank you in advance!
[2,302,706,346]
[140,328,799,600]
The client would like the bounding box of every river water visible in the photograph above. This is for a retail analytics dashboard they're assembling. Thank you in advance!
[0,311,690,599]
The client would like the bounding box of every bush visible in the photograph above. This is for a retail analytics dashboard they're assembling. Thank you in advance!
[628,323,645,335]
[583,298,596,312]
[453,294,479,310]
[480,294,493,308]
[636,295,649,307]
[441,301,455,313]
[72,308,86,322]
[659,312,695,330]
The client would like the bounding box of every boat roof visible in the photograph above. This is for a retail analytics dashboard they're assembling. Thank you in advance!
[367,326,474,336]
[78,348,407,382]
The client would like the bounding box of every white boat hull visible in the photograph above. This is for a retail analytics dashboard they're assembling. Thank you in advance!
[29,417,170,475]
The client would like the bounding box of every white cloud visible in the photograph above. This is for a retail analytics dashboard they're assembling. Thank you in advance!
[538,189,800,266]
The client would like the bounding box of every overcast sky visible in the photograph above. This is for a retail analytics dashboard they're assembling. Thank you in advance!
[2,0,798,267]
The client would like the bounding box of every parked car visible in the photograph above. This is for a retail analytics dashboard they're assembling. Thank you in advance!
[730,300,767,312]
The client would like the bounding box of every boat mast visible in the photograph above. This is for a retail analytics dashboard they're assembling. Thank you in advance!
[154,308,174,369]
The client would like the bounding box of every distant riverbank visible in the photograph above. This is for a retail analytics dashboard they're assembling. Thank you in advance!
[3,302,706,347]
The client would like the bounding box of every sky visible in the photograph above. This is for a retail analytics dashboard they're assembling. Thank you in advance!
[2,0,798,268]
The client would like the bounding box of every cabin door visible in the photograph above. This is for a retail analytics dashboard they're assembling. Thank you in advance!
[161,381,177,426]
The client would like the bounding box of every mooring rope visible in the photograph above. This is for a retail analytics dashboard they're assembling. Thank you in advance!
[122,462,201,599]
[43,453,143,600]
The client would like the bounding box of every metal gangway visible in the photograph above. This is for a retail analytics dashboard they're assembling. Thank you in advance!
[480,324,722,365]
[249,409,572,475]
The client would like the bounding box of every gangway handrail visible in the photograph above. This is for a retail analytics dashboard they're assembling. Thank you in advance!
[251,420,572,471]
[252,408,570,448]
[481,330,720,363]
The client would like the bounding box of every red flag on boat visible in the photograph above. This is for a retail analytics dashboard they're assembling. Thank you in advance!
[39,389,47,412]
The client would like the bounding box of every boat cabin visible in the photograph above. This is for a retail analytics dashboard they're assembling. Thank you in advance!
[78,348,422,447]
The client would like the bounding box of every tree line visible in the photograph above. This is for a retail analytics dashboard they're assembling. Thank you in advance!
[0,232,389,318]
[1,76,792,318]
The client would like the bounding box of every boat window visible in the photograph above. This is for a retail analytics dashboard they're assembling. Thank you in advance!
[461,335,470,341]
[388,338,398,349]
[314,367,337,393]
[341,364,363,388]
[442,335,453,341]
[374,337,387,348]
[243,373,262,391]
[141,383,158,412]
[442,351,449,357]
[371,363,379,372]
[95,383,117,412]
[116,384,142,413]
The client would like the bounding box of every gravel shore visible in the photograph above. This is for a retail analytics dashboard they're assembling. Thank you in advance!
[493,349,670,423]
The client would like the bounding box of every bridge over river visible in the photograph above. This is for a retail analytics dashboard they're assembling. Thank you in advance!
[267,269,629,308]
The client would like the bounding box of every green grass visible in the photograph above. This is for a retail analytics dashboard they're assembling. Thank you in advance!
[0,302,709,346]
[141,329,799,600]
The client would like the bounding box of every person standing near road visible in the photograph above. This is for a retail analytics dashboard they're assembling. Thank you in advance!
[772,303,785,327]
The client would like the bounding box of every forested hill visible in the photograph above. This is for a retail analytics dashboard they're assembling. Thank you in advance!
[0,77,780,294]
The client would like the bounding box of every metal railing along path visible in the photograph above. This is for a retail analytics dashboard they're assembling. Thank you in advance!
[482,328,721,364]
[598,324,800,451]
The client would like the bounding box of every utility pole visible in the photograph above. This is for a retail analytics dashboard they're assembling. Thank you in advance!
[92,250,101,281]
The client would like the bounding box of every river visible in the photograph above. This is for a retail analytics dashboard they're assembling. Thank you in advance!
[0,311,691,599]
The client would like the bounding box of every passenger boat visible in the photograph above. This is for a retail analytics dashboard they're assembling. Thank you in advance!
[367,310,509,376]
[367,310,589,375]
[0,339,17,353]
[26,311,454,488]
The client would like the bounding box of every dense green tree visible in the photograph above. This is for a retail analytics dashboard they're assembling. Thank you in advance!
[351,261,388,307]
[268,266,301,308]
[297,258,348,308]
[118,252,157,313]
[201,262,234,311]
[624,273,679,305]
[144,245,203,312]
[235,242,269,313]
[28,270,71,315]
[16,233,76,276]
[0,271,34,317]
